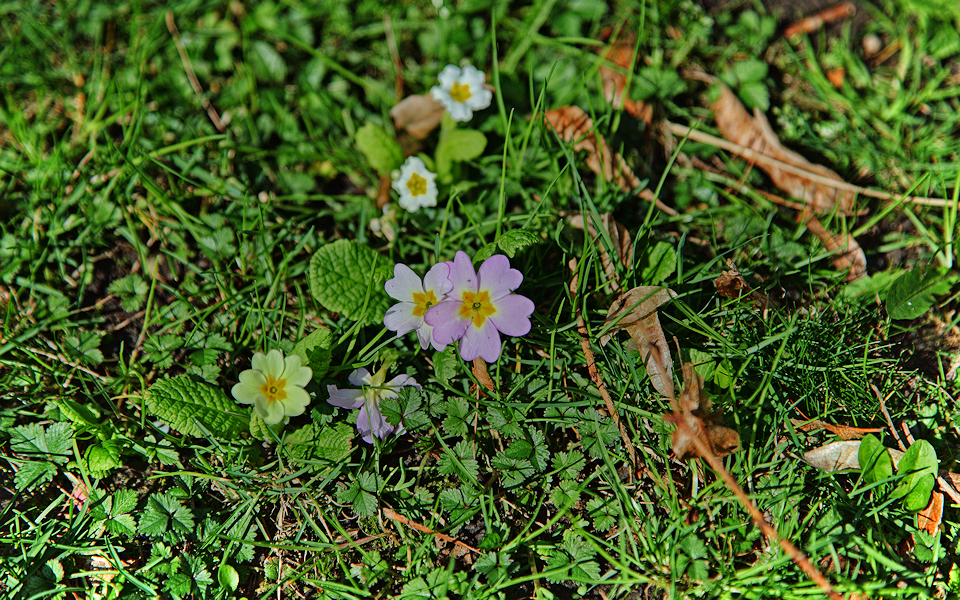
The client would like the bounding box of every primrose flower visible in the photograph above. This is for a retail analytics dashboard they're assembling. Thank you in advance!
[430,65,493,122]
[232,349,313,425]
[392,156,438,212]
[425,251,534,362]
[327,366,420,443]
[384,262,453,350]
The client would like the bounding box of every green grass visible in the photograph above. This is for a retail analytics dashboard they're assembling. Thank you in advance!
[2,0,959,598]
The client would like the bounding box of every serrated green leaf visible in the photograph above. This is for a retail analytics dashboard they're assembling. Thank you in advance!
[432,346,458,385]
[439,440,479,484]
[355,123,403,176]
[11,422,73,464]
[283,422,353,463]
[552,450,585,480]
[104,514,138,537]
[495,229,540,258]
[739,81,769,111]
[338,480,378,518]
[85,444,121,477]
[166,572,193,598]
[474,243,497,262]
[436,128,487,177]
[146,376,249,440]
[442,397,473,437]
[292,328,333,380]
[549,479,581,507]
[140,493,195,538]
[112,489,138,514]
[14,461,56,491]
[249,412,284,442]
[886,268,951,320]
[381,386,429,432]
[858,434,893,484]
[641,241,676,284]
[308,239,391,325]
[108,274,148,312]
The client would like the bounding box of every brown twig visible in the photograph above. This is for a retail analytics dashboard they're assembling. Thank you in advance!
[382,507,480,555]
[872,384,906,451]
[569,259,638,469]
[166,11,225,133]
[672,416,845,600]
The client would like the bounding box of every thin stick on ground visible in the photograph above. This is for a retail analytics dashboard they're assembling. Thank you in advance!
[569,258,638,469]
[672,416,846,600]
[166,11,226,133]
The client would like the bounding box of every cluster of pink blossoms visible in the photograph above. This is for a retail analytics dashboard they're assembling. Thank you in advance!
[383,251,535,363]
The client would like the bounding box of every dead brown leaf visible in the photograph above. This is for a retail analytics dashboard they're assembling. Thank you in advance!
[714,259,772,307]
[917,491,943,536]
[664,363,740,460]
[600,286,677,397]
[390,94,445,140]
[801,440,865,471]
[567,212,632,292]
[711,83,855,215]
[598,38,653,124]
[543,106,676,215]
[805,215,867,281]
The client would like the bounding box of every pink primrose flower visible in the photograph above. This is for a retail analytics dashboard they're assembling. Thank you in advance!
[326,367,420,444]
[383,263,453,350]
[424,251,534,362]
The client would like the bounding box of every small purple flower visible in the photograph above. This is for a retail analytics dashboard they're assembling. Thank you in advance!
[326,367,420,444]
[425,251,534,362]
[384,263,453,350]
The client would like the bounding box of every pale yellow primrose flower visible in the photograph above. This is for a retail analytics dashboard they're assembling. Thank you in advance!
[232,349,312,425]
[430,64,492,122]
[392,156,438,212]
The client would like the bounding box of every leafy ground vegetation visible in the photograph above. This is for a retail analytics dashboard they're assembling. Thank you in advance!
[3,0,960,598]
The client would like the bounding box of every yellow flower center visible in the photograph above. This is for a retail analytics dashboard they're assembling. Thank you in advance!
[260,376,287,403]
[450,81,473,103]
[458,289,496,328]
[406,172,428,196]
[412,289,440,317]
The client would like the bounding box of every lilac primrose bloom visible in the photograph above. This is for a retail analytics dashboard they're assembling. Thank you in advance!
[326,367,420,444]
[425,251,534,362]
[384,263,453,350]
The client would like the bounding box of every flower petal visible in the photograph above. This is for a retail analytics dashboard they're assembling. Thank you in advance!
[385,263,424,301]
[384,302,423,336]
[348,368,370,387]
[356,405,374,444]
[478,254,523,299]
[425,300,469,347]
[288,365,313,388]
[386,374,421,392]
[488,294,535,337]
[446,251,478,300]
[231,382,260,405]
[415,323,434,350]
[423,262,453,297]
[250,351,269,373]
[279,353,303,381]
[445,102,472,122]
[459,320,502,362]
[437,65,461,87]
[238,369,266,389]
[326,386,365,409]
[260,398,286,425]
[262,349,285,377]
[280,386,310,417]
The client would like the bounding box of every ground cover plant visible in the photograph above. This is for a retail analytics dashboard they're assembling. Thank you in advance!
[3,0,960,598]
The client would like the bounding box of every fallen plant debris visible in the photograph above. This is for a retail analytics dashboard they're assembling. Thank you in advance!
[664,362,740,460]
[543,106,677,215]
[714,259,772,308]
[567,212,633,293]
[600,286,678,397]
[789,416,884,440]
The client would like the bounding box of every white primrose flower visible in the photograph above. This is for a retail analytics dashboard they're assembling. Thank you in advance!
[392,156,438,212]
[430,64,493,122]
[231,349,312,425]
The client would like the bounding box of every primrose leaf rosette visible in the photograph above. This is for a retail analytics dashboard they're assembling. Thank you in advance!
[309,239,392,326]
[146,375,250,440]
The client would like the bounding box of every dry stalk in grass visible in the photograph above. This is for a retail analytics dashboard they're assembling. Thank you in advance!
[569,258,639,469]
[382,507,481,555]
[671,416,845,600]
[166,11,225,133]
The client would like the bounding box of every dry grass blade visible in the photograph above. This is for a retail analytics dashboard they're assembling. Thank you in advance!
[790,417,884,440]
[600,286,677,397]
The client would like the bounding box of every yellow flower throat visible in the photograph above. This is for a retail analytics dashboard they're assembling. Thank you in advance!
[260,376,287,403]
[412,290,440,317]
[450,81,472,103]
[458,289,496,328]
[406,172,428,196]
